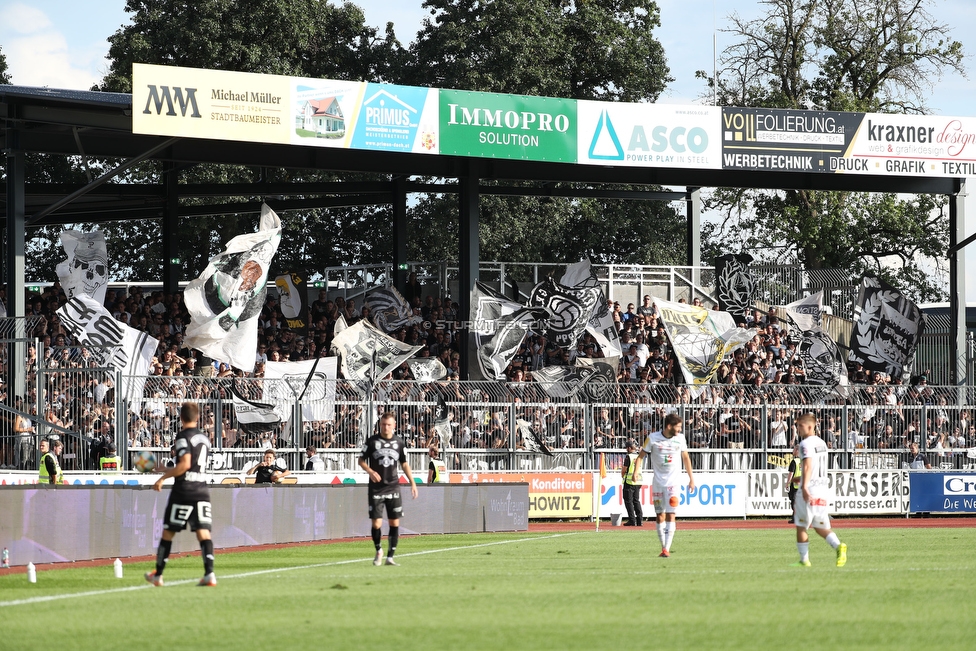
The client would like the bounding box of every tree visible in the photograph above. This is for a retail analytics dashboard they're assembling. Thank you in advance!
[87,0,406,283]
[402,0,684,269]
[702,0,964,302]
[0,45,10,84]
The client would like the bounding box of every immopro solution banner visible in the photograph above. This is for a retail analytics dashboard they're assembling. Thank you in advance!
[438,89,576,161]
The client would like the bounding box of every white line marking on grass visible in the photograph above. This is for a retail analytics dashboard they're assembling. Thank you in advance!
[0,533,576,608]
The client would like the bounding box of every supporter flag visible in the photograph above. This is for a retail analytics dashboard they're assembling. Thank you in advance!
[184,203,282,372]
[230,385,281,436]
[331,318,422,395]
[365,286,423,333]
[333,313,348,337]
[55,230,109,306]
[849,274,925,379]
[574,359,619,402]
[793,326,849,403]
[263,357,338,424]
[407,357,448,383]
[715,253,755,324]
[516,418,553,457]
[274,271,310,339]
[654,296,756,395]
[781,291,823,334]
[469,282,549,381]
[560,259,621,358]
[529,277,600,349]
[56,294,158,401]
[432,393,452,450]
[533,365,598,399]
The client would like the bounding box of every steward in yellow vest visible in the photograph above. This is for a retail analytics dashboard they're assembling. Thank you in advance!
[621,439,643,526]
[100,443,122,473]
[427,447,448,484]
[39,439,64,486]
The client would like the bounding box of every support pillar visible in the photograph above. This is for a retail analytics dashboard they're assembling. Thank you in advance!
[4,120,27,401]
[393,175,408,292]
[686,187,701,293]
[458,171,480,380]
[162,164,180,294]
[950,179,968,386]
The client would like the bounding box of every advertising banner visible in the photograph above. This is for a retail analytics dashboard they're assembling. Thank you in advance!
[909,472,976,513]
[845,113,976,177]
[721,107,861,173]
[598,473,747,518]
[439,89,576,161]
[348,82,439,154]
[449,471,592,518]
[747,469,909,516]
[578,101,721,169]
[134,63,294,144]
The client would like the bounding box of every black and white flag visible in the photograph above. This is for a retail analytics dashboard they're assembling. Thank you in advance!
[331,318,422,395]
[184,203,282,372]
[56,230,109,306]
[559,259,621,358]
[529,277,600,349]
[366,286,423,333]
[264,357,339,423]
[715,253,755,324]
[516,418,553,457]
[432,393,452,450]
[781,291,823,333]
[407,357,448,383]
[573,359,619,402]
[274,271,310,339]
[654,296,755,395]
[533,365,599,399]
[231,385,282,436]
[56,295,158,401]
[794,327,849,403]
[849,275,924,378]
[469,282,549,381]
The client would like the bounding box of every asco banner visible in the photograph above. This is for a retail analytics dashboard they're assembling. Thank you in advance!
[910,473,976,513]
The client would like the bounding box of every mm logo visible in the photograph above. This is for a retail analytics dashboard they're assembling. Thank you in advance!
[142,85,202,118]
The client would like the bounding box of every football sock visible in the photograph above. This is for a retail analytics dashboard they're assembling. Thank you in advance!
[797,542,810,562]
[200,539,214,575]
[665,522,676,551]
[657,522,666,548]
[388,525,399,557]
[825,532,841,550]
[371,527,382,550]
[155,539,172,576]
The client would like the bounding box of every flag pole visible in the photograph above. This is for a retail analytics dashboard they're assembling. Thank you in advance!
[594,452,606,532]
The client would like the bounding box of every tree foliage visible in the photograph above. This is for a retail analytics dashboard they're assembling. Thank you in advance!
[0,45,10,84]
[403,0,684,268]
[702,0,965,302]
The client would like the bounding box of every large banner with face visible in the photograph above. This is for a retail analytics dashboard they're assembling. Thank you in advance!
[184,203,282,372]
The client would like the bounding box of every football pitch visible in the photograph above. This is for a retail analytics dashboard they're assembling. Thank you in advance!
[1,526,972,651]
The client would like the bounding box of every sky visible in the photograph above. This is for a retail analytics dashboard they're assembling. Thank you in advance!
[2,0,976,300]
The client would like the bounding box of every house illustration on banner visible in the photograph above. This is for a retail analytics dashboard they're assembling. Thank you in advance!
[296,97,345,138]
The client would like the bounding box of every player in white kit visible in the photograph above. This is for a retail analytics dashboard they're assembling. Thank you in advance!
[636,413,695,557]
[792,412,847,567]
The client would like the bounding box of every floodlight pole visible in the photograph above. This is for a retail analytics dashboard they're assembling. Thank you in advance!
[949,179,968,387]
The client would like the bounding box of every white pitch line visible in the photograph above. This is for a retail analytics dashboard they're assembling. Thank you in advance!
[0,532,576,608]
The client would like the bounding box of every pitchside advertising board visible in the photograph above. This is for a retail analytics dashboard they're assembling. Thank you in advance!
[909,473,976,513]
[134,63,976,177]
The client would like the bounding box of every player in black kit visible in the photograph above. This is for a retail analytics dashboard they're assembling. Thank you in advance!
[145,402,217,587]
[358,412,418,566]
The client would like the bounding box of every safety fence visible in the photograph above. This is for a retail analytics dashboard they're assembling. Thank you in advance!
[5,366,975,475]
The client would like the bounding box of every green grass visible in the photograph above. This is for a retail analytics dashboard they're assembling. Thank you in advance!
[1,527,973,650]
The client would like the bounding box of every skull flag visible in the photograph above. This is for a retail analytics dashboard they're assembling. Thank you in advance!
[56,230,109,306]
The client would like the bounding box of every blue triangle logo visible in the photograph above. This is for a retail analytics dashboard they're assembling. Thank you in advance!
[588,110,624,160]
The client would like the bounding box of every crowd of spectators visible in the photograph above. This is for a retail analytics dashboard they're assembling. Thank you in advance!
[0,277,967,471]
